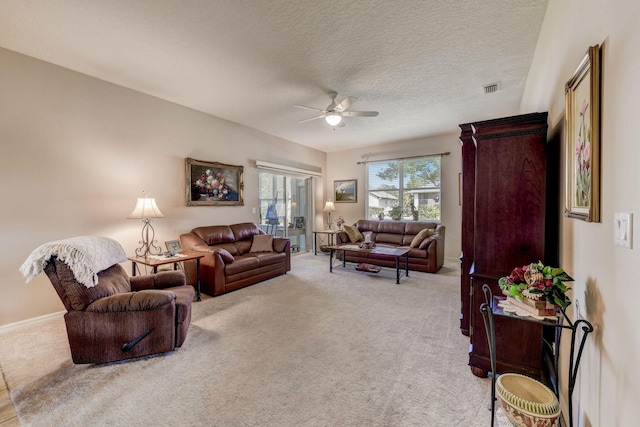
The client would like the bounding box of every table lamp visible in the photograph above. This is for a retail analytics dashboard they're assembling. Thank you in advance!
[128,192,165,258]
[323,200,336,229]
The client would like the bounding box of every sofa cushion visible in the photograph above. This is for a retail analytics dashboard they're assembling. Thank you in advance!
[253,251,287,267]
[356,220,380,233]
[231,222,264,241]
[250,234,274,252]
[378,220,406,234]
[225,256,261,275]
[235,240,251,254]
[54,260,131,311]
[344,225,364,243]
[410,228,435,248]
[375,233,404,246]
[213,243,241,256]
[191,225,235,246]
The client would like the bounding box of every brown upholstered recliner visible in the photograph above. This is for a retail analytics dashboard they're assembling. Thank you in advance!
[44,257,195,364]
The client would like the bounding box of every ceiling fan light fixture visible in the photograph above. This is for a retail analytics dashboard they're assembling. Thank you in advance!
[325,113,342,126]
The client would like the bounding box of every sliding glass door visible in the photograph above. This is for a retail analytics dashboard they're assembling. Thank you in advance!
[258,172,310,252]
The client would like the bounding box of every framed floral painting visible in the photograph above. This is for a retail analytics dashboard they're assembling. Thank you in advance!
[565,45,601,222]
[186,158,244,206]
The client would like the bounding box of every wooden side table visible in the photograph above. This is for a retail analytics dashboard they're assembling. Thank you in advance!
[312,229,342,255]
[128,251,205,301]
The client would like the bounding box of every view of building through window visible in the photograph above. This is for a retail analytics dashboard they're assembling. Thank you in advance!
[366,156,441,221]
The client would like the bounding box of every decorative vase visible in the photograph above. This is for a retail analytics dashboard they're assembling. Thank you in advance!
[496,373,560,427]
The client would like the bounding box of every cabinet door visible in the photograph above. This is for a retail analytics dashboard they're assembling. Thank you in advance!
[472,125,547,277]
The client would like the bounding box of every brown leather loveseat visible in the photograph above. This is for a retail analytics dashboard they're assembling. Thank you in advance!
[336,219,445,273]
[180,222,291,296]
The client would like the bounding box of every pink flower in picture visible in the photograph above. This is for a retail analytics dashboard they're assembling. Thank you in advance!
[580,100,589,117]
[574,98,591,207]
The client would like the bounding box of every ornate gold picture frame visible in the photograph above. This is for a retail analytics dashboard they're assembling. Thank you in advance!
[565,45,601,222]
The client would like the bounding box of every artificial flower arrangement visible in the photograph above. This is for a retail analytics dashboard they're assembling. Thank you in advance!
[498,261,574,308]
[336,216,346,228]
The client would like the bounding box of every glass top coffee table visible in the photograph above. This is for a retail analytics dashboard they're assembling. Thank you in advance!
[325,244,410,284]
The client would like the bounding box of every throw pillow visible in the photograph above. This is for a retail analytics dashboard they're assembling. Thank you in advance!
[250,234,274,253]
[344,225,364,243]
[410,228,435,248]
[215,248,235,263]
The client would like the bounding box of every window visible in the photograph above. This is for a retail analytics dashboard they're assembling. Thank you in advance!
[366,156,441,221]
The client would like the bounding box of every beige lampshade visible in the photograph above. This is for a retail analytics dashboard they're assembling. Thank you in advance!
[323,200,336,212]
[127,197,165,219]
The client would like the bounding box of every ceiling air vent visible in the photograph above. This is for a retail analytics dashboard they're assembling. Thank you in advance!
[483,82,501,94]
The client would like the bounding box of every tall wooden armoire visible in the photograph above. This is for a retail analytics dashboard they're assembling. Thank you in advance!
[460,112,552,379]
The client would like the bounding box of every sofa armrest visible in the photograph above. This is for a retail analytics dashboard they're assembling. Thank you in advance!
[189,244,216,253]
[419,225,445,272]
[336,231,350,244]
[180,232,208,251]
[131,271,186,291]
[272,237,290,253]
[86,289,176,313]
[272,237,291,272]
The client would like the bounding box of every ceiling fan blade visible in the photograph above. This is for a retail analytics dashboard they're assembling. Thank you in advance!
[293,104,326,112]
[342,110,379,117]
[335,96,358,112]
[298,115,325,123]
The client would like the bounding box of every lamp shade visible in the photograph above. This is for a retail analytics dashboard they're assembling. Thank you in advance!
[323,200,336,212]
[325,114,342,126]
[127,197,165,219]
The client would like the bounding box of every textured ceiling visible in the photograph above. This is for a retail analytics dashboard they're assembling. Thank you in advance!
[0,0,548,152]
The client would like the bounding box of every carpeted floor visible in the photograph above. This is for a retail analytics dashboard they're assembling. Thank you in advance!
[0,254,491,426]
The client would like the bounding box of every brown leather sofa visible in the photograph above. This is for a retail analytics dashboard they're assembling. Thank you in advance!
[335,219,445,273]
[44,257,194,364]
[180,222,291,296]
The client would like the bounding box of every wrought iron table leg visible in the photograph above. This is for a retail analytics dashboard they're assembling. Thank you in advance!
[480,284,497,427]
[329,248,334,273]
[195,258,201,301]
[405,253,409,278]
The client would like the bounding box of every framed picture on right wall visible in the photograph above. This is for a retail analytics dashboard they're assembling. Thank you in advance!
[564,44,601,222]
[334,179,357,203]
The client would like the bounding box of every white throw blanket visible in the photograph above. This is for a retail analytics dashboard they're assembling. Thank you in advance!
[20,236,127,288]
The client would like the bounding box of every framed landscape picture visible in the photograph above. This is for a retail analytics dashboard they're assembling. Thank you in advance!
[186,158,244,206]
[564,45,601,222]
[334,179,357,203]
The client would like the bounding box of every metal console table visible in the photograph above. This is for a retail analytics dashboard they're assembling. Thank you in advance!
[480,284,593,427]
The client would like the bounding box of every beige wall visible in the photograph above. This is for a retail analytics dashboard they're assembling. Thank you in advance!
[0,47,326,326]
[521,1,640,425]
[326,133,462,262]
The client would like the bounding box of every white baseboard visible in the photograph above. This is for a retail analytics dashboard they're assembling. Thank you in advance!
[0,311,65,334]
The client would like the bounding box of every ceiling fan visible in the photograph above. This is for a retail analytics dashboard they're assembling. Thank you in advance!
[294,92,379,127]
